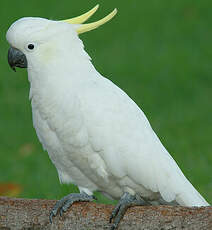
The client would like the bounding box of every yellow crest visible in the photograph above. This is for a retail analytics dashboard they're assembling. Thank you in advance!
[62,5,117,34]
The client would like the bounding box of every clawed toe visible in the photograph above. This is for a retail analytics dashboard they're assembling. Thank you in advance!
[50,191,146,230]
[109,192,147,230]
[49,192,95,223]
[49,207,59,223]
[109,203,120,223]
[59,206,65,217]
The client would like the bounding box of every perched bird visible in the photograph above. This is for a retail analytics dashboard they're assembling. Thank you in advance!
[6,5,209,230]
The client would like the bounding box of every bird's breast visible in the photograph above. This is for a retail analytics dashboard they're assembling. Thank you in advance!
[30,91,113,191]
[31,89,89,151]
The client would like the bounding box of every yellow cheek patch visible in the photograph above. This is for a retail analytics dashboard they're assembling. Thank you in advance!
[40,43,56,64]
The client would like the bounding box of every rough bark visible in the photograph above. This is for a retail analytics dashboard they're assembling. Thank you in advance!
[0,196,211,230]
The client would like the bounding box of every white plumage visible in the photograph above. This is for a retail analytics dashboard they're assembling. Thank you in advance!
[6,14,209,208]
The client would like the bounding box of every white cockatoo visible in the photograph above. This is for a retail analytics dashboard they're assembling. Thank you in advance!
[6,5,209,229]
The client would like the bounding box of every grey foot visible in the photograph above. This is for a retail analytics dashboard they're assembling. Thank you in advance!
[109,192,148,230]
[49,192,96,223]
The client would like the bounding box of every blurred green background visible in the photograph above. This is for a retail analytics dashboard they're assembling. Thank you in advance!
[0,0,211,204]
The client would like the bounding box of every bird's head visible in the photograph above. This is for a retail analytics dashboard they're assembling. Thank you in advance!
[6,5,117,72]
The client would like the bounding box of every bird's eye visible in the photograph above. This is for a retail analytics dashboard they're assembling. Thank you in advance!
[28,44,35,50]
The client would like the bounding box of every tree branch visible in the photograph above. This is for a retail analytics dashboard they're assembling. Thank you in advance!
[0,196,211,229]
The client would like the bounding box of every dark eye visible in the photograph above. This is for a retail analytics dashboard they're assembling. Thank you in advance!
[28,44,34,50]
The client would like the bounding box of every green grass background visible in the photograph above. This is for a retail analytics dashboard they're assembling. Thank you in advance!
[0,0,211,204]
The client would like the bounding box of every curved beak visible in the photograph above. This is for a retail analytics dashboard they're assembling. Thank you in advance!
[8,47,27,72]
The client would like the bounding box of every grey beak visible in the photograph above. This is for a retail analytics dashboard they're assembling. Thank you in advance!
[8,47,27,72]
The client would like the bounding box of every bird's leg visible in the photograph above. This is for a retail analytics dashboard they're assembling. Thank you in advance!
[109,192,149,230]
[49,192,96,223]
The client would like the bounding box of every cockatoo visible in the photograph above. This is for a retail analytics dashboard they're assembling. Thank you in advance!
[6,5,209,230]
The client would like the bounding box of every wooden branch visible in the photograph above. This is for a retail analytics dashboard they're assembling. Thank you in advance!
[0,196,211,230]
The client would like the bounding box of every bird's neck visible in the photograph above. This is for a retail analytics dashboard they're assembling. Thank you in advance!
[27,52,99,101]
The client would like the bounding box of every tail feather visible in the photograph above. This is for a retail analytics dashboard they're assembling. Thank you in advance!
[153,148,210,207]
[175,181,209,207]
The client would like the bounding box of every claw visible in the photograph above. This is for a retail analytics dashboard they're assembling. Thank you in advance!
[49,215,52,223]
[109,215,113,224]
[49,211,56,223]
[59,208,64,217]
[92,195,98,200]
[49,192,95,223]
[109,192,147,230]
[111,224,118,230]
[109,203,120,223]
